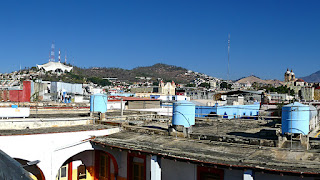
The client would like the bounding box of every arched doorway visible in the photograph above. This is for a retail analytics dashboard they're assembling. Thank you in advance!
[94,150,119,180]
[55,150,119,180]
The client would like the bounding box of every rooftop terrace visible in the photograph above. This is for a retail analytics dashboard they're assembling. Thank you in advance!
[92,130,320,175]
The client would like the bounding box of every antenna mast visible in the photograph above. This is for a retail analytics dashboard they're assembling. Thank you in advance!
[65,51,67,64]
[58,49,61,63]
[50,41,55,62]
[227,34,230,81]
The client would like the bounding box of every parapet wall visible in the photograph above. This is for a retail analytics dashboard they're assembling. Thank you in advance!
[0,117,94,130]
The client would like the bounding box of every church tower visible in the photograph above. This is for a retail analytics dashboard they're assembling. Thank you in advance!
[290,69,295,81]
[284,68,291,82]
[284,69,296,82]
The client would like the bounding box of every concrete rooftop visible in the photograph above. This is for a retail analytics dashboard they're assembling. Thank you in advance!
[93,130,320,176]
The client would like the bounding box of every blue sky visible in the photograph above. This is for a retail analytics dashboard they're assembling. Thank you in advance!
[0,0,319,80]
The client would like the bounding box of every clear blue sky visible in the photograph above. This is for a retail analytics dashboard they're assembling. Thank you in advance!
[0,0,319,80]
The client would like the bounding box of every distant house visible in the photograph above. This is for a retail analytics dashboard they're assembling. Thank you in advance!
[130,81,176,97]
[122,97,160,109]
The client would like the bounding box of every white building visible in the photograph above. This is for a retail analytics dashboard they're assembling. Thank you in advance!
[37,62,73,73]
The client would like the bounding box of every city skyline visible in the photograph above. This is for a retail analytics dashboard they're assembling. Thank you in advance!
[0,0,319,80]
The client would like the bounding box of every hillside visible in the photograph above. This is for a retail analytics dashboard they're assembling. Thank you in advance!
[73,63,196,84]
[301,71,320,83]
[236,75,284,86]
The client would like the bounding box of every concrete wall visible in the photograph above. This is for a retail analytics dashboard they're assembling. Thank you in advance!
[110,93,135,97]
[0,117,93,130]
[0,107,30,118]
[108,101,126,110]
[314,89,320,101]
[9,81,31,102]
[217,104,260,119]
[0,127,120,180]
[156,95,190,101]
[195,104,260,119]
[130,87,154,93]
[185,90,216,100]
[301,87,314,101]
[82,146,319,180]
[161,159,196,180]
[31,81,51,102]
[51,82,83,95]
[127,101,160,109]
[224,169,243,180]
[0,90,9,101]
[161,158,244,180]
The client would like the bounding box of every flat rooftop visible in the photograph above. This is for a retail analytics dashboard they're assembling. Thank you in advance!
[93,130,320,175]
[28,109,154,118]
[91,115,320,176]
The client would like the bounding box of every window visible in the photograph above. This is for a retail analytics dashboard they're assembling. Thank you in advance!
[56,164,68,180]
[197,166,224,180]
[95,151,111,180]
[78,164,86,179]
[133,161,144,180]
[128,153,146,180]
[99,153,110,180]
[200,172,221,180]
[60,166,66,177]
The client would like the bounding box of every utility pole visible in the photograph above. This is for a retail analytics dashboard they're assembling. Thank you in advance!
[227,33,230,82]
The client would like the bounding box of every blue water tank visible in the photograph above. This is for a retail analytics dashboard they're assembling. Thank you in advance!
[172,100,195,127]
[281,102,310,135]
[90,94,108,113]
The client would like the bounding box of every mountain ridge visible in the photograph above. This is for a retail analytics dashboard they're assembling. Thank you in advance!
[300,70,320,83]
[73,63,196,84]
[236,75,284,86]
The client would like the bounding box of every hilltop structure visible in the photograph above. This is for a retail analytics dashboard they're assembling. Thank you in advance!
[37,42,73,73]
[37,61,73,73]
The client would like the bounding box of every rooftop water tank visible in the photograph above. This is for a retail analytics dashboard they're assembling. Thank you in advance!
[90,94,108,113]
[172,100,195,128]
[282,102,310,135]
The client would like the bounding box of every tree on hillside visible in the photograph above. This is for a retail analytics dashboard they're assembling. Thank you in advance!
[263,85,294,96]
[220,82,232,90]
[200,83,210,89]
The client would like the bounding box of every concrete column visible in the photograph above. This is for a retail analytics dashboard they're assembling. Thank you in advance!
[244,169,254,180]
[100,112,106,121]
[151,155,161,180]
[121,99,123,116]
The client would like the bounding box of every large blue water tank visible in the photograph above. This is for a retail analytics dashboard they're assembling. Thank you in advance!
[172,100,195,127]
[90,94,108,113]
[281,102,310,135]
